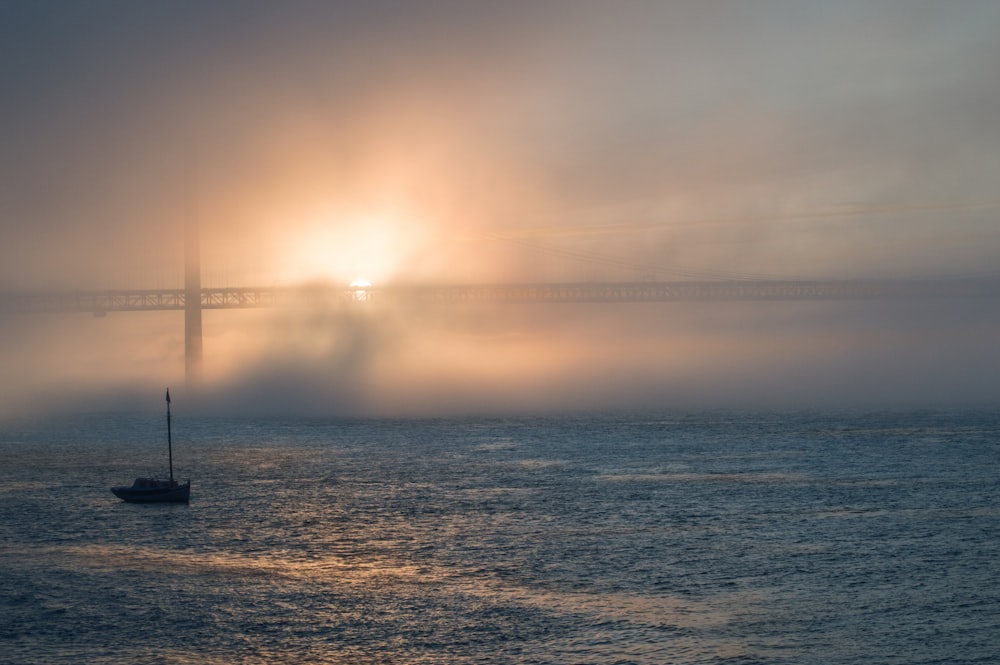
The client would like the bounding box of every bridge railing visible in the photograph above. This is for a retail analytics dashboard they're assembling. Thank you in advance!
[361,279,1000,304]
[3,279,999,314]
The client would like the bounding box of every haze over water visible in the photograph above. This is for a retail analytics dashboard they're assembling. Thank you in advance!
[2,1,1000,415]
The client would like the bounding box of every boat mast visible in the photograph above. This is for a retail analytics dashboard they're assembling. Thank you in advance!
[166,388,174,483]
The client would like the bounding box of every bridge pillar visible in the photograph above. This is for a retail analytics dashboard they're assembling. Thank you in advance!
[184,197,202,386]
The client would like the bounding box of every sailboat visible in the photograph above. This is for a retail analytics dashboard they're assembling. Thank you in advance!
[111,389,191,503]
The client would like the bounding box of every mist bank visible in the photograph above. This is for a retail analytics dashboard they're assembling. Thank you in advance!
[4,297,999,421]
[4,2,1000,420]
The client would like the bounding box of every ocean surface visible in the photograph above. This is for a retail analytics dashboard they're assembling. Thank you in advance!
[1,409,998,664]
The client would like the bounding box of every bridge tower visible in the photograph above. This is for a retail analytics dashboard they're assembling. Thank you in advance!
[184,176,202,387]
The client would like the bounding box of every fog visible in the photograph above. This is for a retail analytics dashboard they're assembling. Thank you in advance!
[3,1,1000,418]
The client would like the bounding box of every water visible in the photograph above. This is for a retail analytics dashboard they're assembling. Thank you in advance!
[1,410,998,664]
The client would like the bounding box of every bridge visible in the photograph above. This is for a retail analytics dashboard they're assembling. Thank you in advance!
[5,277,1000,314]
[6,276,999,386]
[5,204,999,386]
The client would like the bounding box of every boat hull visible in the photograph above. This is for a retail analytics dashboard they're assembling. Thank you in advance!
[111,479,190,503]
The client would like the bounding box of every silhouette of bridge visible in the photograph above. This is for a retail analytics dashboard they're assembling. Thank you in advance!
[6,277,1000,313]
[4,277,1000,385]
[6,203,1000,389]
[7,196,1000,387]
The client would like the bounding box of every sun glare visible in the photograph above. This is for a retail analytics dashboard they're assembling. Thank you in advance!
[349,278,373,301]
[276,211,419,285]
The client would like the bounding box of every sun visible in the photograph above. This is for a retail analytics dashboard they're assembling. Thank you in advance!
[349,278,373,301]
[275,209,420,285]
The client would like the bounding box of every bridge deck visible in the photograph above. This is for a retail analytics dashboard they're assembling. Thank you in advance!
[3,279,999,314]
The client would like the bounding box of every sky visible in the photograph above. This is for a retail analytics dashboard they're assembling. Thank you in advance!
[2,0,1000,417]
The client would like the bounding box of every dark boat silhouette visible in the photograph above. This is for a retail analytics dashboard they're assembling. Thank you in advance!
[111,389,191,503]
